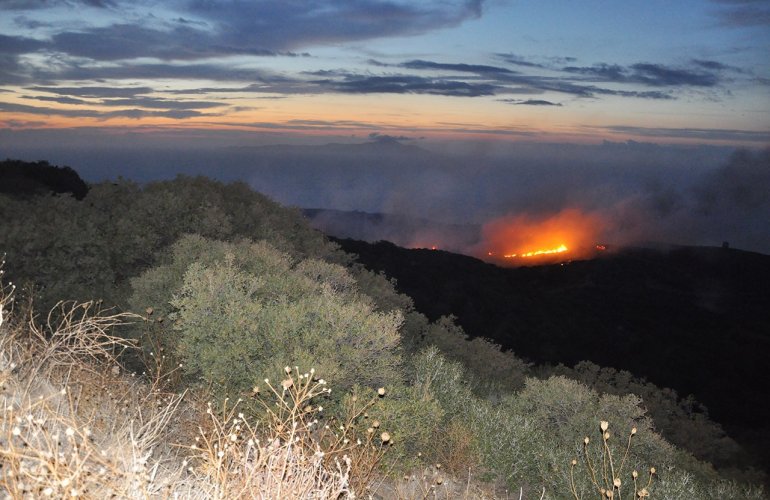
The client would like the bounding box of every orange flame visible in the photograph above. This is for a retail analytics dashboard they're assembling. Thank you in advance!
[475,209,605,266]
[504,244,569,259]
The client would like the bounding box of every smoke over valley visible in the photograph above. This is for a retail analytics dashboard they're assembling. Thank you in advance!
[7,134,767,261]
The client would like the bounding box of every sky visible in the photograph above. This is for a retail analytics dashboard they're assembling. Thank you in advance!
[0,0,769,146]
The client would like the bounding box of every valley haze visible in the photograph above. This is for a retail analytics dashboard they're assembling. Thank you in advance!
[3,136,769,259]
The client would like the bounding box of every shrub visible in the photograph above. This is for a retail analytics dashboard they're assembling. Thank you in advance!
[507,376,764,499]
[550,361,744,471]
[131,235,403,402]
[366,382,445,471]
[407,347,544,492]
[0,159,89,200]
[506,376,687,494]
[0,176,345,312]
[420,315,531,395]
[395,354,763,499]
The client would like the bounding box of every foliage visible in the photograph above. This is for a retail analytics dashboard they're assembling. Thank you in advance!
[0,176,344,312]
[131,235,403,400]
[401,349,765,499]
[549,361,745,472]
[420,315,531,395]
[0,192,118,311]
[366,382,446,470]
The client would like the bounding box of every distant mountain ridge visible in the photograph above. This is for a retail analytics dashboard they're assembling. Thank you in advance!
[303,208,480,252]
[229,137,430,156]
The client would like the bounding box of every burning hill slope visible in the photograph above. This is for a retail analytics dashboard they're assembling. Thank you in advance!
[473,208,607,265]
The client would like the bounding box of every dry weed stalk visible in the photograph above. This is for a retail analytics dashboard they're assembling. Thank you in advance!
[181,367,359,498]
[178,366,404,498]
[138,308,185,392]
[569,421,655,500]
[26,300,138,377]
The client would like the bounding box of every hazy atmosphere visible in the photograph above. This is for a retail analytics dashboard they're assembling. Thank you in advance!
[2,0,769,258]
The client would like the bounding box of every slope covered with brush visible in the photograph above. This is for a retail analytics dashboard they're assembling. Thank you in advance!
[0,165,765,497]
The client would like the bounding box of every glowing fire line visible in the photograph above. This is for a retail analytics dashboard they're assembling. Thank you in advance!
[503,244,569,259]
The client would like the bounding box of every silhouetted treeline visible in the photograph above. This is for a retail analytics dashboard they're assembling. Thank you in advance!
[0,159,89,200]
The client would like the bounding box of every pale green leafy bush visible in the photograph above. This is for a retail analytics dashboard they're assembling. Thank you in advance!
[403,349,763,499]
[131,235,403,401]
[420,316,531,395]
[510,376,763,499]
[550,360,744,472]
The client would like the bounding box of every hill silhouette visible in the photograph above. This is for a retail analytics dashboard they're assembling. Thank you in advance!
[303,208,480,251]
[335,238,770,472]
[0,159,89,199]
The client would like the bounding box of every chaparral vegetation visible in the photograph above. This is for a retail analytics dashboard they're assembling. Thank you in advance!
[0,160,765,498]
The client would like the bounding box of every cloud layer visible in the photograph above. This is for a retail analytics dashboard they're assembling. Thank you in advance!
[0,0,766,146]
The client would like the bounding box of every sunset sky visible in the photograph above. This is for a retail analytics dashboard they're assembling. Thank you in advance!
[1,0,769,147]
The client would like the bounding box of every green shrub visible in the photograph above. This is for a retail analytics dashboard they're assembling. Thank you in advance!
[0,176,344,312]
[420,316,531,396]
[0,193,117,310]
[348,383,445,472]
[405,347,544,490]
[505,376,764,499]
[549,361,744,471]
[396,355,756,499]
[131,235,403,401]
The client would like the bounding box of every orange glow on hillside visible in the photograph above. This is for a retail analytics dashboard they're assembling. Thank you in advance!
[476,209,605,266]
[503,244,569,259]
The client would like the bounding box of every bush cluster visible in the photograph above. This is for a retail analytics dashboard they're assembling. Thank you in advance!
[0,176,344,312]
[130,235,402,398]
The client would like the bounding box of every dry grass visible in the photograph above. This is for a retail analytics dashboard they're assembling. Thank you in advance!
[0,276,185,498]
[178,377,353,499]
[424,419,481,479]
[0,268,354,499]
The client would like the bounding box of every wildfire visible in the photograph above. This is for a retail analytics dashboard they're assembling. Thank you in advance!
[504,244,569,259]
[475,209,605,266]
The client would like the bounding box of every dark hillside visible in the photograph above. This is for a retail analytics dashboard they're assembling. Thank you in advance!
[336,238,770,469]
[0,159,89,199]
